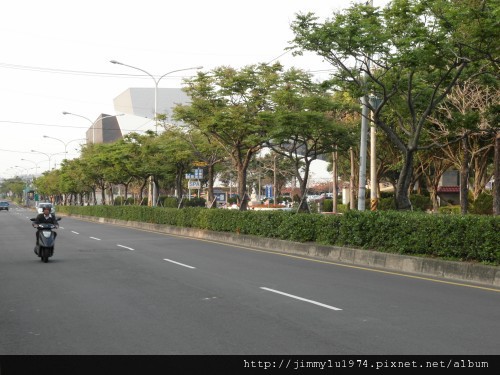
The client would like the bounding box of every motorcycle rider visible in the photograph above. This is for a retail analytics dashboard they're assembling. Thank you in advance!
[34,205,58,248]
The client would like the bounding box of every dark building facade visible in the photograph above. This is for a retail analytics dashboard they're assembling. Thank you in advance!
[86,114,122,144]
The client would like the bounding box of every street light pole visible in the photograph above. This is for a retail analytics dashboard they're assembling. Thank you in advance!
[369,95,382,211]
[30,150,52,171]
[21,158,41,176]
[43,135,86,160]
[358,97,370,211]
[110,60,203,207]
[30,150,66,171]
[110,60,203,134]
[357,0,374,211]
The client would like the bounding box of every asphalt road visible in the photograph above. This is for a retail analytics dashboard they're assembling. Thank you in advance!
[1,203,499,355]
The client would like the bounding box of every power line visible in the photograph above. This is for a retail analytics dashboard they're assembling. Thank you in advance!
[1,60,335,79]
[0,120,87,129]
[0,62,195,80]
[0,148,39,154]
[266,50,291,64]
[265,50,335,73]
[0,119,153,133]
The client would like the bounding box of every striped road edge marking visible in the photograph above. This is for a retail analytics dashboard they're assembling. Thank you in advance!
[260,287,342,311]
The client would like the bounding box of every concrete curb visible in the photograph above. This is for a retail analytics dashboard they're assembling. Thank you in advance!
[71,214,500,288]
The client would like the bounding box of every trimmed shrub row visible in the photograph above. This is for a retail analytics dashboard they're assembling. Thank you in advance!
[57,205,500,265]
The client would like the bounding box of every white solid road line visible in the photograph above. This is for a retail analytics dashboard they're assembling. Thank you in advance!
[260,287,342,311]
[163,258,196,269]
[117,244,135,251]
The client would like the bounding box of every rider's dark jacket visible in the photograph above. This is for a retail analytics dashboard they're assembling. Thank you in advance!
[34,213,58,225]
[34,213,58,245]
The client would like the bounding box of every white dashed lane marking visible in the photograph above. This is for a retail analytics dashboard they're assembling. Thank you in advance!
[163,258,196,269]
[260,287,342,311]
[117,244,135,251]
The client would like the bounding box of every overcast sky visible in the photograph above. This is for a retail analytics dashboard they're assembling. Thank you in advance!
[1,0,389,180]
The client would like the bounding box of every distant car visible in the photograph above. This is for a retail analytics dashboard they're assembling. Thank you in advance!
[306,195,322,202]
[0,201,9,211]
[36,202,55,215]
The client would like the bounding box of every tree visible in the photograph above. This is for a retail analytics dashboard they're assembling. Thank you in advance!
[59,158,89,205]
[262,69,353,212]
[0,177,25,200]
[181,128,228,208]
[428,78,499,213]
[33,170,61,203]
[174,64,282,210]
[290,0,498,210]
[156,127,196,203]
[97,138,145,204]
[416,148,453,211]
[59,156,97,205]
[249,151,297,202]
[325,92,361,211]
[124,132,160,204]
[76,143,128,205]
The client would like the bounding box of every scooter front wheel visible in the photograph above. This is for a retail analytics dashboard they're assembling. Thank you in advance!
[40,247,49,263]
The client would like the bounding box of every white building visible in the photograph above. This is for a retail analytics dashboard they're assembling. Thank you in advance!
[114,87,189,121]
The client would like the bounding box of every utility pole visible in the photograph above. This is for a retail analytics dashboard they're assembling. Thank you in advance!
[369,95,382,211]
[350,147,356,210]
[358,97,370,211]
[273,154,277,202]
[332,149,338,213]
[357,0,373,211]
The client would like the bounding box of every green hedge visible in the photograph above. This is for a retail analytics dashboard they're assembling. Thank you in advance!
[377,194,432,212]
[471,193,493,215]
[57,205,500,265]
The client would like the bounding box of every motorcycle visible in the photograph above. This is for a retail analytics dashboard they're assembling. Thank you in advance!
[31,217,61,263]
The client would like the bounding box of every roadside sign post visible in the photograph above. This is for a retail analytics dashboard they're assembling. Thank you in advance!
[186,168,204,200]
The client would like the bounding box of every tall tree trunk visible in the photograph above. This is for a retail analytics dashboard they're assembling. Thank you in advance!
[494,131,500,216]
[175,172,183,202]
[139,179,148,205]
[234,149,256,211]
[237,166,249,211]
[460,137,470,214]
[430,186,439,212]
[109,185,114,206]
[207,164,216,208]
[395,150,414,210]
[297,162,312,213]
[100,183,106,205]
